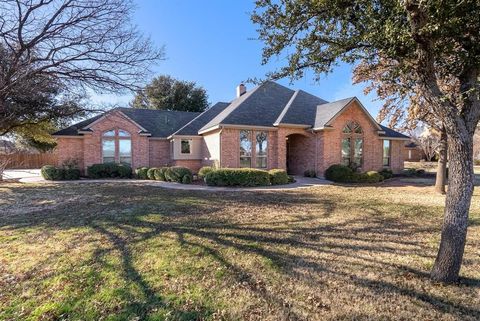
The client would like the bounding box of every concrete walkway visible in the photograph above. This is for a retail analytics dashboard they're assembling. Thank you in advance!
[11,169,330,191]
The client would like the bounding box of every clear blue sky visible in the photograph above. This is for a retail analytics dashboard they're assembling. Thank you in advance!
[93,0,382,118]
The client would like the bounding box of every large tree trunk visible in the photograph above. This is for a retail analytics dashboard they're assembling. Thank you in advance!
[431,132,474,283]
[435,129,448,194]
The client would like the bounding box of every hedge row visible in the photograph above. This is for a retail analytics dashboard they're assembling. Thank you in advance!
[41,165,81,181]
[324,164,393,183]
[203,167,290,187]
[135,166,193,184]
[87,163,132,179]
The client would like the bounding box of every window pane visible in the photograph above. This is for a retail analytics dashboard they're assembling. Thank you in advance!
[240,157,251,168]
[240,130,252,157]
[256,157,267,168]
[102,140,115,163]
[103,130,115,137]
[354,123,363,134]
[342,124,351,134]
[181,140,191,154]
[119,139,131,156]
[353,138,363,166]
[120,157,132,164]
[341,138,350,165]
[383,140,391,166]
[118,130,130,137]
[256,132,268,156]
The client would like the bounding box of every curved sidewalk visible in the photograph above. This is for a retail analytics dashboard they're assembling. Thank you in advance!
[18,175,330,191]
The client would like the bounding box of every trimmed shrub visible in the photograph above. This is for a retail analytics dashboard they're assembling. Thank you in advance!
[41,165,64,180]
[205,168,270,187]
[416,169,426,176]
[164,166,193,184]
[356,171,384,183]
[288,175,296,183]
[87,163,132,179]
[268,169,289,185]
[304,169,316,178]
[64,168,81,180]
[324,164,354,183]
[153,167,167,181]
[402,168,417,176]
[182,174,192,184]
[147,167,158,180]
[379,169,393,179]
[198,166,214,178]
[135,167,149,180]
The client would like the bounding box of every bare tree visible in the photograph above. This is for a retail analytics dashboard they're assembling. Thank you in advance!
[410,126,441,162]
[0,0,164,135]
[0,153,11,181]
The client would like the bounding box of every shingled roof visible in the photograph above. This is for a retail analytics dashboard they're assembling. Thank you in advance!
[172,102,230,136]
[53,108,200,138]
[274,90,328,127]
[199,81,295,133]
[53,81,409,140]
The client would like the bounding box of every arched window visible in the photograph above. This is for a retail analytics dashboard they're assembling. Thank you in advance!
[102,129,132,164]
[341,121,363,168]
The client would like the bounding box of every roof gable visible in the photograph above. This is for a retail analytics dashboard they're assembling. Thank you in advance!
[53,108,200,138]
[200,81,295,132]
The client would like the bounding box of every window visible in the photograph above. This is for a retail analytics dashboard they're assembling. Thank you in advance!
[341,121,363,168]
[240,130,252,167]
[408,149,412,160]
[181,139,191,154]
[383,140,391,166]
[255,131,268,168]
[102,129,132,164]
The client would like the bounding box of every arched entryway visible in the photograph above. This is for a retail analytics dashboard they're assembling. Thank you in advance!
[286,133,315,175]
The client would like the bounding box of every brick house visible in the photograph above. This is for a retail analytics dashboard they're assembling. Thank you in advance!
[53,81,409,176]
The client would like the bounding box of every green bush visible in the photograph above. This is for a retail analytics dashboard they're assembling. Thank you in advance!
[198,166,214,178]
[87,163,132,179]
[147,167,158,180]
[182,174,192,184]
[205,168,270,187]
[402,168,417,176]
[154,167,168,181]
[164,166,193,184]
[268,169,289,185]
[304,169,316,177]
[355,171,384,183]
[135,167,149,180]
[416,169,426,176]
[324,164,354,182]
[41,165,64,180]
[64,168,81,180]
[379,169,393,179]
[288,175,296,183]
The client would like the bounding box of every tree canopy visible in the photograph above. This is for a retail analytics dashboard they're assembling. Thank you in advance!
[131,75,209,112]
[252,0,480,283]
[0,0,163,136]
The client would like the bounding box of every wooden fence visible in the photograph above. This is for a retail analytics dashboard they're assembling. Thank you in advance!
[1,152,57,169]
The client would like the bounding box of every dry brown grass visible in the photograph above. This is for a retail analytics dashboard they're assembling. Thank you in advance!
[0,180,479,320]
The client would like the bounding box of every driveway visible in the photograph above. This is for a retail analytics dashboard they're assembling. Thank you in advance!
[2,169,41,181]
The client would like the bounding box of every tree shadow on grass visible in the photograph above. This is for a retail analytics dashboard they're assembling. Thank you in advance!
[1,183,480,320]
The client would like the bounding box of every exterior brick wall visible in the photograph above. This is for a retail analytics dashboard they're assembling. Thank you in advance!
[149,139,170,167]
[173,159,203,173]
[390,140,405,173]
[404,146,423,161]
[219,128,240,168]
[286,133,316,175]
[56,137,84,171]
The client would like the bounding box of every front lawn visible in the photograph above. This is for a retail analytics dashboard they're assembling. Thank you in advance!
[0,181,479,320]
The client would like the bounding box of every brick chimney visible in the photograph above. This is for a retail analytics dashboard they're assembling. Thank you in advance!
[236,84,246,98]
